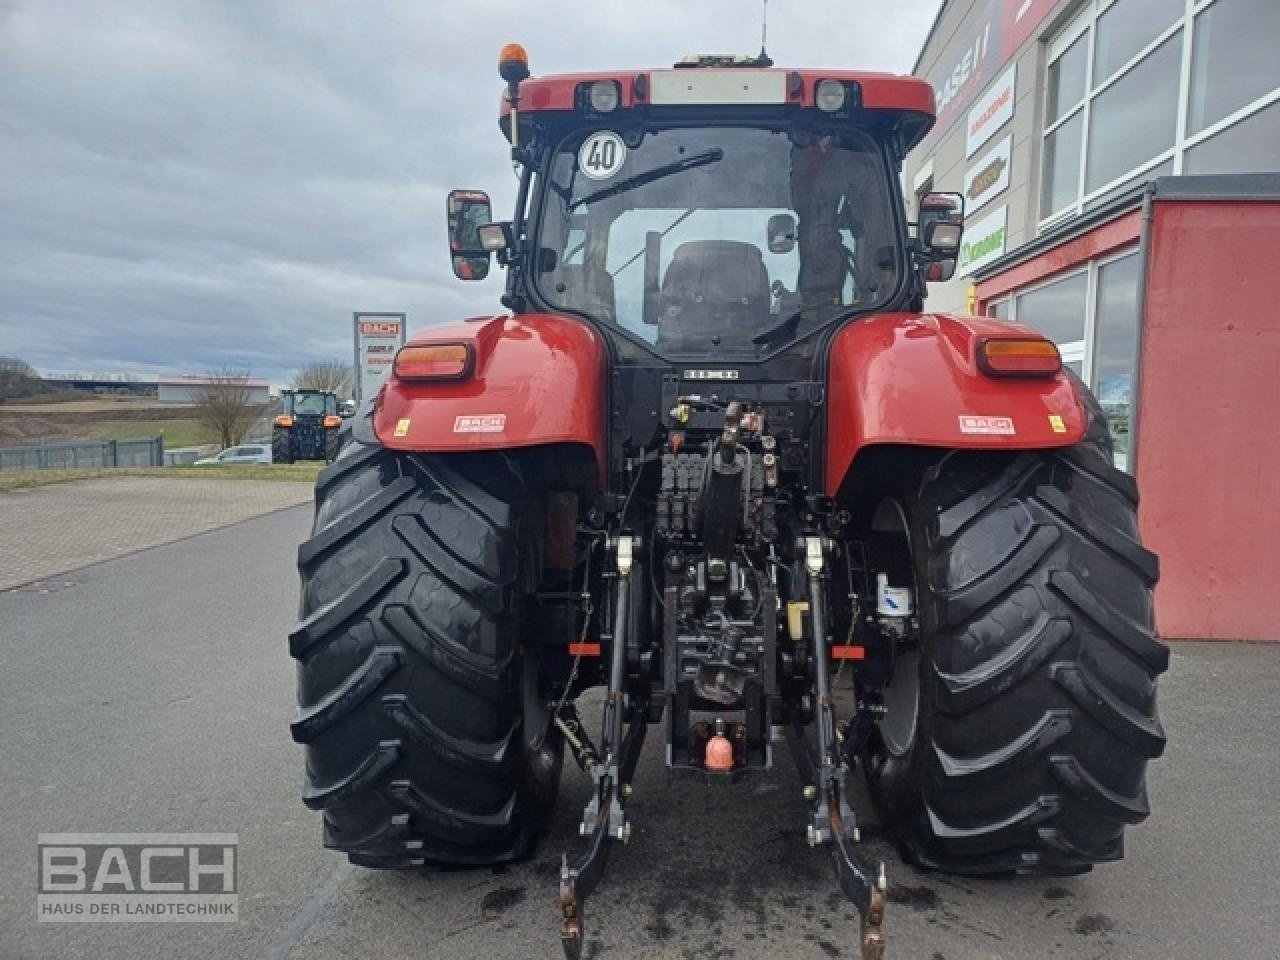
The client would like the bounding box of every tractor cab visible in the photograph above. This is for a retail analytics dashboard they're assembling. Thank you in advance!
[447,54,963,366]
[272,389,341,463]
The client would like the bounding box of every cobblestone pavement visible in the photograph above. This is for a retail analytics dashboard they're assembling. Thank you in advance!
[0,476,313,590]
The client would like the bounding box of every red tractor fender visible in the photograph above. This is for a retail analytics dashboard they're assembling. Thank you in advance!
[373,313,607,478]
[824,312,1089,495]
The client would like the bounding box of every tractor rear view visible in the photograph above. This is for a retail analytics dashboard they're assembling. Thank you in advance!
[273,389,342,463]
[289,46,1166,959]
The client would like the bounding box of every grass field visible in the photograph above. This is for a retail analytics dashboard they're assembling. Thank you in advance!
[0,462,322,493]
[93,419,218,448]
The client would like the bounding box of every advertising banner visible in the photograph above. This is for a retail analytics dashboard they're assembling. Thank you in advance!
[966,64,1016,158]
[353,312,406,403]
[957,205,1008,277]
[918,0,1056,150]
[965,135,1013,212]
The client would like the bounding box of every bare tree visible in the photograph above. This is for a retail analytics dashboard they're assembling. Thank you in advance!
[292,359,353,398]
[0,356,48,401]
[191,368,267,449]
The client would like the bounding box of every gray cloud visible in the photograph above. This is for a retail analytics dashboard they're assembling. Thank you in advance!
[0,0,939,382]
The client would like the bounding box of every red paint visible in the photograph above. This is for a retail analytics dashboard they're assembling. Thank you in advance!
[567,643,601,657]
[1136,198,1280,641]
[374,313,606,478]
[824,312,1086,494]
[975,210,1141,307]
[830,646,866,660]
[501,69,934,136]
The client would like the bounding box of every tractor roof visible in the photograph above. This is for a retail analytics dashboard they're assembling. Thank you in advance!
[500,67,935,150]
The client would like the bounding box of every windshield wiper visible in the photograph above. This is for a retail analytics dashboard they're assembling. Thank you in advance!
[570,149,724,210]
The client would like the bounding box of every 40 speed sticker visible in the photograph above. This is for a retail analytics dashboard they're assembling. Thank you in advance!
[578,131,626,180]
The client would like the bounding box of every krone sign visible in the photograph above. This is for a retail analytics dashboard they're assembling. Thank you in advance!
[957,205,1008,277]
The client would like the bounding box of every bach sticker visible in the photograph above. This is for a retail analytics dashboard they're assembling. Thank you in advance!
[394,418,411,437]
[453,414,506,434]
[578,131,627,180]
[958,415,1015,435]
[1048,414,1067,433]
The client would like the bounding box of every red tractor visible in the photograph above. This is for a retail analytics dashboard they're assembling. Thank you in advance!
[290,46,1166,959]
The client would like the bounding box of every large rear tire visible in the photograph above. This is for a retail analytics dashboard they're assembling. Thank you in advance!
[290,434,561,867]
[272,428,294,465]
[864,431,1167,875]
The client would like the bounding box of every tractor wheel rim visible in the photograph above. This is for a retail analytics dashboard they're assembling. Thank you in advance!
[879,648,920,757]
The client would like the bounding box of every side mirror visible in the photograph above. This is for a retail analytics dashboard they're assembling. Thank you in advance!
[917,191,964,280]
[447,189,493,281]
[766,213,796,254]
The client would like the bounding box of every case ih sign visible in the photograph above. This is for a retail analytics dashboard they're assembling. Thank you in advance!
[353,312,406,403]
[919,0,1054,151]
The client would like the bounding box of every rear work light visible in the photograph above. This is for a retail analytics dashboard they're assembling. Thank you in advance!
[588,79,620,113]
[394,343,474,381]
[978,338,1062,377]
[815,78,847,112]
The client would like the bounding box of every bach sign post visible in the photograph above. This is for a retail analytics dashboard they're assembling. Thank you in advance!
[353,312,406,404]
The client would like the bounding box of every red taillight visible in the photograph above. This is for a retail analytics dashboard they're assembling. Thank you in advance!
[393,343,473,381]
[978,338,1062,377]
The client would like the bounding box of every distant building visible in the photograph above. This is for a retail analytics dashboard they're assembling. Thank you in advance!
[157,376,271,406]
[40,374,157,396]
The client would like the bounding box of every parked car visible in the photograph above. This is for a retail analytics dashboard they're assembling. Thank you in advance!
[193,444,272,465]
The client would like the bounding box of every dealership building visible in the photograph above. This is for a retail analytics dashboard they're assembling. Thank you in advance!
[906,0,1278,641]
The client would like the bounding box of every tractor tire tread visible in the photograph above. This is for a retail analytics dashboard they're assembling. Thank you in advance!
[869,437,1167,878]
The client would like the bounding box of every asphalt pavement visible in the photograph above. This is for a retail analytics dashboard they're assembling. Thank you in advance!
[1,503,1277,960]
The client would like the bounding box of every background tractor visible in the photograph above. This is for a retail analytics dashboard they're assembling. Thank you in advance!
[272,389,341,463]
[290,46,1166,959]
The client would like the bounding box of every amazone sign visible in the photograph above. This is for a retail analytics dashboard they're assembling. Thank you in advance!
[957,205,1007,277]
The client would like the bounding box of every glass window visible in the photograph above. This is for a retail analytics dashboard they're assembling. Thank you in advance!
[537,127,900,359]
[1185,98,1280,174]
[1188,0,1280,135]
[1038,0,1280,226]
[1092,253,1142,471]
[1093,0,1181,84]
[1042,112,1084,217]
[1013,271,1088,345]
[1047,34,1088,127]
[1084,159,1173,212]
[1085,31,1181,193]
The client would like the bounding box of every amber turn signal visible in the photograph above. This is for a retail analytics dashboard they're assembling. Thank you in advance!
[393,343,473,381]
[274,414,293,428]
[323,415,342,428]
[978,338,1061,377]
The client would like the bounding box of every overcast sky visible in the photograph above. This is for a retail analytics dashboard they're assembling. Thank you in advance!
[0,0,939,383]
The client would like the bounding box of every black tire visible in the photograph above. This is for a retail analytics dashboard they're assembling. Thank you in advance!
[290,434,562,867]
[323,428,341,463]
[272,428,294,465]
[864,428,1167,875]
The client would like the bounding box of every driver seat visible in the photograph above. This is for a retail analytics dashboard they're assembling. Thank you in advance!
[656,241,770,351]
